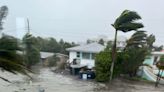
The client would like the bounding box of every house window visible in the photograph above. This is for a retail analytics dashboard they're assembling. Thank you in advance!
[77,52,80,58]
[92,53,96,59]
[82,52,90,59]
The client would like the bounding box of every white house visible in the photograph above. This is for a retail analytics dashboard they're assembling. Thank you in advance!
[138,50,164,83]
[66,43,105,68]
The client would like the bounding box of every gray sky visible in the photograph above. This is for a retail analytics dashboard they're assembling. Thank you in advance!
[0,0,164,45]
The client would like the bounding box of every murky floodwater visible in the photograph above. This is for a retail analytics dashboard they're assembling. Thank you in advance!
[0,68,101,92]
[1,68,163,92]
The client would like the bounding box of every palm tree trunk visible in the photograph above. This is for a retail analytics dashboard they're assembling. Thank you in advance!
[110,30,118,81]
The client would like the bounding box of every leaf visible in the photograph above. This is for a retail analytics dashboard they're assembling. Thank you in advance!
[118,22,144,32]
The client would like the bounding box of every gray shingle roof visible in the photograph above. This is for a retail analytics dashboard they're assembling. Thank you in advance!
[40,52,54,59]
[17,51,54,59]
[66,43,105,53]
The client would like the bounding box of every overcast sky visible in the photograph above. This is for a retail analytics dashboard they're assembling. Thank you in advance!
[0,0,164,45]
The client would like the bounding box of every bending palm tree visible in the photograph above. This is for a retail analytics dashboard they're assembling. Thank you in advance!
[110,10,144,81]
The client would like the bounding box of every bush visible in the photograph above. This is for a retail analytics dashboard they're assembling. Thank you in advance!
[57,61,66,70]
[48,55,60,67]
[95,50,112,82]
[116,47,148,77]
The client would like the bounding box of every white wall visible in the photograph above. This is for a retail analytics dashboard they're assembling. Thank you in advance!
[68,51,96,68]
[80,59,95,68]
[69,51,77,63]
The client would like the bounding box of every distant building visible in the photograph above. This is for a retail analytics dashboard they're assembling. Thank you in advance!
[115,36,127,50]
[66,43,105,68]
[87,35,108,45]
[40,52,54,65]
[17,51,68,66]
[86,35,127,50]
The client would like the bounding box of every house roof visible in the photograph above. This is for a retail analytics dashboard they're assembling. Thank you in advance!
[151,51,164,56]
[17,51,54,59]
[40,52,54,59]
[66,43,105,53]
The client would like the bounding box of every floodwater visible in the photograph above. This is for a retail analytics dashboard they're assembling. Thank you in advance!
[0,68,101,92]
[1,68,164,92]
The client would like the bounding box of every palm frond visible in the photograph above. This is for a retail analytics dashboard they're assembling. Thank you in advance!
[114,10,142,27]
[112,10,144,32]
[118,22,144,32]
[126,31,147,49]
[0,76,11,83]
[0,50,32,78]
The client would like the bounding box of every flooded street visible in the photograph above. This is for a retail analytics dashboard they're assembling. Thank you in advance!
[0,68,99,92]
[1,68,164,92]
[30,68,97,92]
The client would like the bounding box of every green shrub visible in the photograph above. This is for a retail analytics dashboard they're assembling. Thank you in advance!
[57,61,66,70]
[116,47,148,77]
[95,50,112,82]
[48,55,59,67]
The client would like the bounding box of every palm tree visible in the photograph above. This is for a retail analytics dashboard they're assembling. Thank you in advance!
[0,6,30,82]
[110,10,144,81]
[0,35,31,82]
[146,34,155,50]
[23,33,40,68]
[0,6,8,30]
[126,31,147,49]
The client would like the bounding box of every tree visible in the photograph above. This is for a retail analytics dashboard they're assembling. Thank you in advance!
[98,39,105,45]
[110,10,144,81]
[23,33,40,68]
[147,34,155,50]
[126,31,147,49]
[59,39,64,53]
[121,47,148,77]
[48,54,60,67]
[116,31,149,77]
[0,35,20,50]
[63,42,74,54]
[46,38,60,52]
[126,31,148,76]
[0,35,30,82]
[105,41,113,50]
[147,34,156,48]
[0,6,8,30]
[154,45,163,51]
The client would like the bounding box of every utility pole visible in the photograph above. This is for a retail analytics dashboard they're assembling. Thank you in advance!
[27,18,30,33]
[23,18,31,68]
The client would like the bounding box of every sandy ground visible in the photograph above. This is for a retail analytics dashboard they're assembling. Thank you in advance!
[0,68,164,92]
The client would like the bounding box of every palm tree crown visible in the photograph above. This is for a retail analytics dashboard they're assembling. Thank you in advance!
[112,10,144,32]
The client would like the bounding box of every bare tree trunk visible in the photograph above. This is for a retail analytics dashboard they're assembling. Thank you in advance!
[110,30,118,82]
